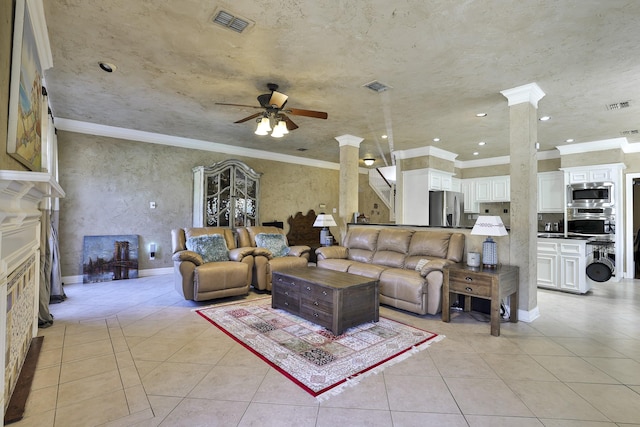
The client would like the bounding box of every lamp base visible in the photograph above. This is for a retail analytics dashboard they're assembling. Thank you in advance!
[482,236,498,267]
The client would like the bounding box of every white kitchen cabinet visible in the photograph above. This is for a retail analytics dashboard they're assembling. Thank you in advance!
[537,171,564,213]
[470,176,510,204]
[428,169,454,191]
[461,180,477,213]
[567,168,612,184]
[537,238,590,294]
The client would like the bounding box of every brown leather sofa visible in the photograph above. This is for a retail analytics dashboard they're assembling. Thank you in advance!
[236,226,311,291]
[316,227,465,315]
[171,227,254,301]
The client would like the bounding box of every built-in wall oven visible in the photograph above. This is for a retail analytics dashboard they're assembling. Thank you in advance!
[567,182,614,207]
[567,207,615,237]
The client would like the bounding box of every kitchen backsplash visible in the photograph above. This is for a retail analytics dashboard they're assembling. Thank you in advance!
[460,202,511,228]
[538,212,565,232]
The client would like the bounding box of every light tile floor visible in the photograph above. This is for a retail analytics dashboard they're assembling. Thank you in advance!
[12,274,640,427]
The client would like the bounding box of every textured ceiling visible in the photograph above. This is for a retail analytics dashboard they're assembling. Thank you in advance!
[42,1,640,165]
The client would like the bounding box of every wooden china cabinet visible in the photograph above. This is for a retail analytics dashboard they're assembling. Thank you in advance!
[193,159,262,228]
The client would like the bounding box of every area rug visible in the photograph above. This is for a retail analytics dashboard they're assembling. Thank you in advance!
[195,297,443,400]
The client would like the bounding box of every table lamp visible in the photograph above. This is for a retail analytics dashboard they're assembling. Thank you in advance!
[470,216,508,267]
[313,213,337,246]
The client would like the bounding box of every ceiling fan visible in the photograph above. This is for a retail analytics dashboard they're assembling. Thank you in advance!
[215,83,328,135]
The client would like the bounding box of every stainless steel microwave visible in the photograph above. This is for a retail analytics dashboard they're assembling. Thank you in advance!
[566,182,614,207]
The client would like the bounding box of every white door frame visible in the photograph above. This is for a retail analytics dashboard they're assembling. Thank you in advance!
[625,172,640,278]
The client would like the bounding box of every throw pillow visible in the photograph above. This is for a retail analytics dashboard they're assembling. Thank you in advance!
[185,234,230,263]
[255,233,290,258]
[415,258,430,271]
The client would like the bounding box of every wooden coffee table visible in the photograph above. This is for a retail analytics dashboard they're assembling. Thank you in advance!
[272,267,379,335]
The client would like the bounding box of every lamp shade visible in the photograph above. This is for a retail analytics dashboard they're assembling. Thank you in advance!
[470,216,508,237]
[470,216,507,267]
[313,214,337,228]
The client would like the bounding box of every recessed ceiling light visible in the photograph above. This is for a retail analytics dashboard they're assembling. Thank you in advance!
[433,138,440,142]
[565,138,574,143]
[473,152,479,156]
[381,135,388,139]
[539,116,551,121]
[476,113,487,117]
[99,62,116,72]
[478,141,486,146]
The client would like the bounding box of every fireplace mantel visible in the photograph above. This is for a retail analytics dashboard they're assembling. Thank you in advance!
[0,169,65,413]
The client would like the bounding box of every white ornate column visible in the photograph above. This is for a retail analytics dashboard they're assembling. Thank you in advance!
[335,134,364,243]
[0,171,64,412]
[500,83,545,322]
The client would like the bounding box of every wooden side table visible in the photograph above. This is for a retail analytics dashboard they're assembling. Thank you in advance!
[442,264,519,336]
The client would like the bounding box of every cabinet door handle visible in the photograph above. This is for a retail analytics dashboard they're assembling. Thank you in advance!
[466,287,473,292]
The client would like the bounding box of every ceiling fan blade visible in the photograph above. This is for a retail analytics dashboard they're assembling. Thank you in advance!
[234,112,262,124]
[286,108,328,119]
[269,91,289,109]
[280,114,299,131]
[216,102,263,109]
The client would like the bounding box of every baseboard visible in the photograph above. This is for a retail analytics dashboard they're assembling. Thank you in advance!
[517,305,540,323]
[61,267,172,285]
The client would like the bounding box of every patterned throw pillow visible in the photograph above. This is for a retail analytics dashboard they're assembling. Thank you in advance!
[415,258,430,271]
[255,233,290,258]
[185,234,230,263]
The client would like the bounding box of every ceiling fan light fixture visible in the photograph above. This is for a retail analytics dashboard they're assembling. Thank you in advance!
[275,120,289,135]
[363,158,375,166]
[255,117,271,135]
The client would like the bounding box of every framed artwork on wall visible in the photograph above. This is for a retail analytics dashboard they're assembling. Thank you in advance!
[82,235,139,283]
[7,0,43,171]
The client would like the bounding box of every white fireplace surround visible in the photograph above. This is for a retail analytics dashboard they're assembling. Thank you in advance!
[0,170,64,412]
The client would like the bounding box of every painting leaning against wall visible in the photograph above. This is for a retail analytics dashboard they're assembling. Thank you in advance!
[7,0,43,171]
[83,235,139,284]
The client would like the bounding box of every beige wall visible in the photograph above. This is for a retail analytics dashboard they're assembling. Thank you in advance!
[460,164,510,179]
[561,149,625,168]
[538,158,561,172]
[358,172,391,224]
[56,131,360,276]
[1,0,27,171]
[400,156,455,173]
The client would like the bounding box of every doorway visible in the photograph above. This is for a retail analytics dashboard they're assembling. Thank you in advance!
[625,173,640,279]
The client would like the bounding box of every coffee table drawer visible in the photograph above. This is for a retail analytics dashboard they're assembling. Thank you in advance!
[300,295,333,315]
[299,304,333,329]
[300,283,333,302]
[448,271,492,297]
[272,291,300,312]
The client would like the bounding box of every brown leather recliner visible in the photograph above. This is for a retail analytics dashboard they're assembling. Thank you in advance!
[171,227,254,301]
[236,226,310,291]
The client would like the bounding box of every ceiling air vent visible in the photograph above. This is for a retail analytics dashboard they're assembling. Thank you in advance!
[363,80,392,93]
[212,10,252,33]
[606,101,631,110]
[620,129,639,136]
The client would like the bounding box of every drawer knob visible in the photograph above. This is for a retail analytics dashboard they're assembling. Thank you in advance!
[322,291,327,295]
[284,302,289,306]
[314,313,319,317]
[465,277,473,281]
[314,301,319,306]
[306,286,311,291]
[465,287,473,292]
[285,291,289,296]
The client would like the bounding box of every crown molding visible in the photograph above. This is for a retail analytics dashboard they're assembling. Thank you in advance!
[335,134,364,148]
[393,145,458,162]
[556,137,628,155]
[455,155,510,169]
[54,118,340,170]
[500,82,546,108]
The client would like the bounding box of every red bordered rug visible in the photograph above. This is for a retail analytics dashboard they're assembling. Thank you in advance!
[195,297,443,401]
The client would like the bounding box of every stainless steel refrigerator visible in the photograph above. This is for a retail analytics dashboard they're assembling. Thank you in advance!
[429,191,464,227]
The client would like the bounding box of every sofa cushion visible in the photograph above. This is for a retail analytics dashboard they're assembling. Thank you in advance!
[346,228,380,251]
[186,234,230,262]
[377,229,413,253]
[255,233,291,257]
[372,250,406,268]
[408,231,451,259]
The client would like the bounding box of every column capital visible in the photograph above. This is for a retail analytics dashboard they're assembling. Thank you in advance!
[500,83,546,108]
[335,134,364,148]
